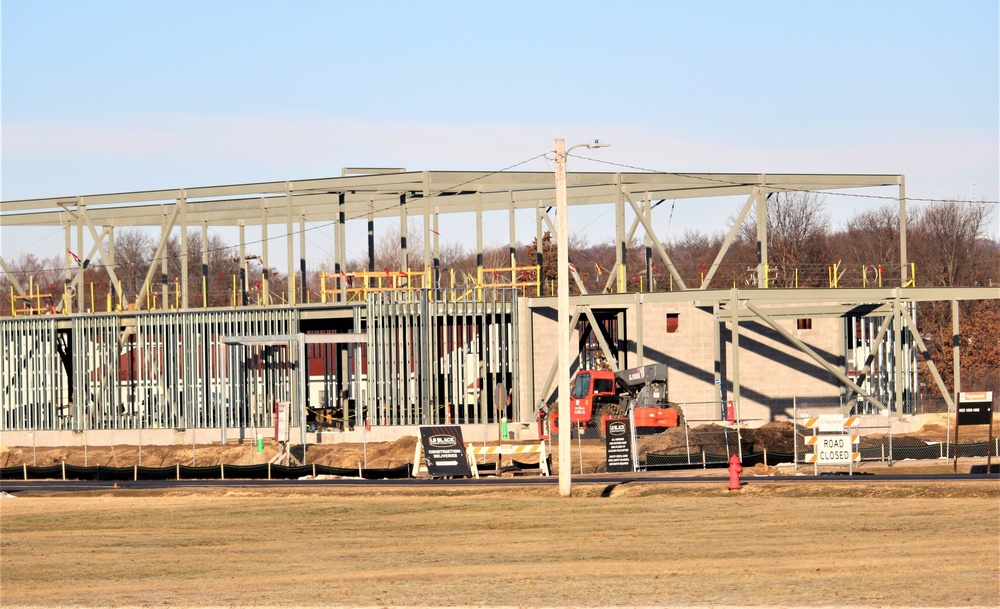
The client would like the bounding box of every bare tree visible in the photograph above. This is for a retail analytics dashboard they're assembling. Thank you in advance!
[667,229,727,288]
[842,204,901,270]
[373,221,425,272]
[164,230,241,307]
[111,228,157,299]
[908,201,994,287]
[739,192,831,287]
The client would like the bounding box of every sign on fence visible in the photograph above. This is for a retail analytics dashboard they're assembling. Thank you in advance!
[806,435,860,464]
[417,425,472,478]
[605,418,634,473]
[818,414,844,433]
[958,392,993,426]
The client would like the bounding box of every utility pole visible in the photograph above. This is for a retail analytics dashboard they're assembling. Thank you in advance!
[554,138,608,497]
[555,139,572,497]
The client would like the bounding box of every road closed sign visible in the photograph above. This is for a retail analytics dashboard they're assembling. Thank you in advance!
[810,435,859,464]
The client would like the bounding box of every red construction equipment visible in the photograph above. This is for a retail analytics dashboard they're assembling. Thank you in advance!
[544,363,683,440]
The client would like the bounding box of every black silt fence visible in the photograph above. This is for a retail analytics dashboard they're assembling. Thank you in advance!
[1,462,413,481]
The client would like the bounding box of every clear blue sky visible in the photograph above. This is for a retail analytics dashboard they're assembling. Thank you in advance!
[2,0,998,264]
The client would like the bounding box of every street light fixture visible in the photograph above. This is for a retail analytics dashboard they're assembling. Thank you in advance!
[554,138,609,497]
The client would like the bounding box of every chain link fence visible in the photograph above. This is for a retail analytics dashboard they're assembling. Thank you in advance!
[632,396,998,471]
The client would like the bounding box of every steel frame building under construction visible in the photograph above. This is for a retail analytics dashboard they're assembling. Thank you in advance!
[2,168,997,447]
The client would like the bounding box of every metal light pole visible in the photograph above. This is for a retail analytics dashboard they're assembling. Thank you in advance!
[554,138,608,497]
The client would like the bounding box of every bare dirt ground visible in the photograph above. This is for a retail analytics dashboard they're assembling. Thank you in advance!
[1,481,997,608]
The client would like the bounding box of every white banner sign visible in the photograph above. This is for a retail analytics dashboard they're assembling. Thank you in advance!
[816,414,845,433]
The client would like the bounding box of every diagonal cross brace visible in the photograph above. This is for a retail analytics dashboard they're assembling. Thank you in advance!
[701,188,761,289]
[843,313,893,412]
[899,304,955,411]
[743,300,887,411]
[622,188,687,291]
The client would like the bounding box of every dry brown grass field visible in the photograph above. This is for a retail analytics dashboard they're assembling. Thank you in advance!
[1,480,997,608]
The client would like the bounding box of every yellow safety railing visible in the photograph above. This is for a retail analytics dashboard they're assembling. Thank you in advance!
[318,265,540,304]
[320,269,431,303]
[10,277,53,316]
[476,265,541,298]
[902,262,917,288]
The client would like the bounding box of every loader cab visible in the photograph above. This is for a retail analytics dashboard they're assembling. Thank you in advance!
[568,370,617,422]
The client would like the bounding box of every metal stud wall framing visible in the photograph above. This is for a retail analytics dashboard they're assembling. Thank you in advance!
[365,289,518,427]
[224,312,297,432]
[1,318,69,430]
[0,309,300,432]
[845,303,918,414]
[131,309,296,431]
[72,315,123,430]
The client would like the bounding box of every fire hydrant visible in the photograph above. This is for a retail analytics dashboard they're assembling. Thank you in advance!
[727,454,743,491]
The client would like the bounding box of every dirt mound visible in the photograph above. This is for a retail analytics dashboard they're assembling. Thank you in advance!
[638,421,800,457]
[918,424,949,437]
[908,413,951,432]
[305,436,417,469]
[638,424,745,457]
[857,435,930,448]
[743,421,796,453]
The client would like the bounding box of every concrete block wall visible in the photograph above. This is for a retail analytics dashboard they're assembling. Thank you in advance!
[524,299,846,426]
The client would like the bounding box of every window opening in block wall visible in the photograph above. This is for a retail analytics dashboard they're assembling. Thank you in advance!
[796,318,812,330]
[666,313,679,333]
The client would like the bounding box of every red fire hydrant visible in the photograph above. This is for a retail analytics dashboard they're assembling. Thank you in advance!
[728,454,743,491]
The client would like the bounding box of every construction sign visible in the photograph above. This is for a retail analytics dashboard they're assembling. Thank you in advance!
[605,418,634,473]
[417,425,472,478]
[958,392,993,426]
[804,414,861,465]
[804,435,861,464]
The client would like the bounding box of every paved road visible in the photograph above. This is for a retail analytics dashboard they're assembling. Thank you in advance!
[2,471,996,495]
